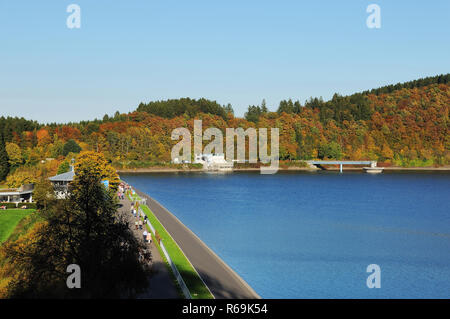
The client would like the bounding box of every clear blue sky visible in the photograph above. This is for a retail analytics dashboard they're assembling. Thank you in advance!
[0,0,449,123]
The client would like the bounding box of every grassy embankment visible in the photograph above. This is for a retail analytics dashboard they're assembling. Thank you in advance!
[0,210,41,295]
[127,191,213,299]
[0,210,36,244]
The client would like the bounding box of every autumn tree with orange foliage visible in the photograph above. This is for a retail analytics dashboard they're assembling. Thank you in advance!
[74,151,120,191]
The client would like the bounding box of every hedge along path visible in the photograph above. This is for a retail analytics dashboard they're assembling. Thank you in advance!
[127,191,213,299]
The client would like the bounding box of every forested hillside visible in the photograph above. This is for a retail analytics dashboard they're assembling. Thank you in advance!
[136,98,233,119]
[0,75,448,185]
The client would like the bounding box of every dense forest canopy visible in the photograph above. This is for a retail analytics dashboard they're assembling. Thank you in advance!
[0,117,41,144]
[0,74,449,184]
[362,73,449,96]
[136,97,233,119]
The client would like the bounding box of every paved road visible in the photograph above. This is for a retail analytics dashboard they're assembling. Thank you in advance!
[117,196,179,299]
[133,187,261,299]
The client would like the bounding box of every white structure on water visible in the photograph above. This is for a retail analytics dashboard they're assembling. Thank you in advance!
[306,160,384,173]
[194,153,233,172]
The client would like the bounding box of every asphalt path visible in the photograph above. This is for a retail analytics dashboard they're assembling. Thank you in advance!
[133,187,260,299]
[118,195,179,299]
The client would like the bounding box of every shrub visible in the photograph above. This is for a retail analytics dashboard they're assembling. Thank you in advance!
[0,202,36,209]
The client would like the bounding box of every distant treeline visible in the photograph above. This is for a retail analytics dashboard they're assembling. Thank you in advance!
[363,73,449,95]
[136,97,234,119]
[245,93,372,125]
[0,117,41,143]
[244,73,449,125]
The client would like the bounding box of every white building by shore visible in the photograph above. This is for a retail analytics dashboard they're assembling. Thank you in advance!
[194,153,233,172]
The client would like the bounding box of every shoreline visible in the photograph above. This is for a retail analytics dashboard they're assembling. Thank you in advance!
[117,166,450,173]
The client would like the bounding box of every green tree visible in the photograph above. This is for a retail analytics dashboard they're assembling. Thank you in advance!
[62,139,81,156]
[244,105,262,123]
[295,124,315,160]
[5,142,23,168]
[33,175,56,210]
[50,138,65,158]
[277,99,295,114]
[318,142,343,160]
[0,135,10,181]
[57,160,70,174]
[261,99,268,113]
[224,103,234,115]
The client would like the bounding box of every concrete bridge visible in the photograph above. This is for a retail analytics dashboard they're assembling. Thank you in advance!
[306,160,378,173]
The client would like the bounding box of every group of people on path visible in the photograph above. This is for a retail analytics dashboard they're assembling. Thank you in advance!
[130,201,152,245]
[117,182,153,245]
[117,182,130,200]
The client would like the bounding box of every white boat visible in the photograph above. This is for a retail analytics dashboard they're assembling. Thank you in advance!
[363,167,384,174]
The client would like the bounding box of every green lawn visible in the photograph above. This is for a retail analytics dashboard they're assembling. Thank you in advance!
[0,209,34,243]
[128,191,213,299]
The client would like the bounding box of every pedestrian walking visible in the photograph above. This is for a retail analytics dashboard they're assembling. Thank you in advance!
[143,230,148,242]
[135,220,138,230]
[146,232,152,244]
[139,220,143,230]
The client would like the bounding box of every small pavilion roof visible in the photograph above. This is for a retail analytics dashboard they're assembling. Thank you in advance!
[49,170,75,182]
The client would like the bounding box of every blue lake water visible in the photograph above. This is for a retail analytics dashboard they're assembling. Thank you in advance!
[121,171,450,298]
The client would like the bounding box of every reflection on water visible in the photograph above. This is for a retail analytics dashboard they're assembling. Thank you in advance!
[122,171,450,298]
